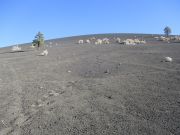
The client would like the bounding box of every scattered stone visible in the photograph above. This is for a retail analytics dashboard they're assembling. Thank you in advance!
[48,90,59,97]
[105,95,112,99]
[86,39,91,44]
[42,95,48,101]
[90,37,96,40]
[1,120,7,127]
[38,104,44,107]
[48,92,54,97]
[104,69,109,74]
[165,57,173,62]
[40,49,48,56]
[95,39,103,45]
[31,104,36,107]
[78,40,84,44]
[107,96,112,99]
[103,38,110,44]
[116,38,121,43]
[59,91,65,94]
[36,100,42,106]
[122,39,146,45]
[159,36,170,41]
[12,45,21,52]
[47,100,55,105]
[67,70,71,73]
[53,92,59,96]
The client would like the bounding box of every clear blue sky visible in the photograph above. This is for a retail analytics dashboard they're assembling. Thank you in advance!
[0,0,179,47]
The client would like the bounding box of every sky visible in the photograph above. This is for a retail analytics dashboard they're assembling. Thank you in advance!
[0,0,179,47]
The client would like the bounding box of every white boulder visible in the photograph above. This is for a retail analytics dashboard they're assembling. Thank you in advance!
[90,37,96,40]
[95,39,102,45]
[123,39,136,45]
[78,40,84,44]
[165,57,173,62]
[12,45,21,51]
[86,39,91,44]
[140,40,146,44]
[116,38,121,43]
[40,49,48,56]
[103,38,110,44]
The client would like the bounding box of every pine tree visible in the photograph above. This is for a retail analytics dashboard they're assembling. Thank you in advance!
[32,32,44,48]
[164,26,171,37]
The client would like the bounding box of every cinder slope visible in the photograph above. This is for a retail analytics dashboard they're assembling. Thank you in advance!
[0,34,180,135]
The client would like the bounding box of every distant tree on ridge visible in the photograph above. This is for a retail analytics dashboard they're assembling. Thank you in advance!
[164,26,171,37]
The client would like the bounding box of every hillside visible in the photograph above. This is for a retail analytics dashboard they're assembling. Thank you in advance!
[0,33,180,135]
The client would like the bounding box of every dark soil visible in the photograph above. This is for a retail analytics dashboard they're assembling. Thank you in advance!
[0,34,180,135]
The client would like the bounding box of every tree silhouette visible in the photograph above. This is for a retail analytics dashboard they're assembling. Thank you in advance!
[32,32,44,49]
[164,26,171,37]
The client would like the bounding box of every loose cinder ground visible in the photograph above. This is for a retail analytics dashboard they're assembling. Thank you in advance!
[0,34,180,135]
